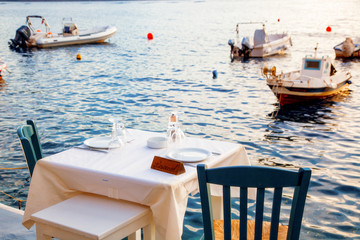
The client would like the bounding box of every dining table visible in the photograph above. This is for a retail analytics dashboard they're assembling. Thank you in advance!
[22,129,252,240]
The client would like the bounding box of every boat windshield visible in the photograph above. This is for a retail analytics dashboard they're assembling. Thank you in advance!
[304,59,321,70]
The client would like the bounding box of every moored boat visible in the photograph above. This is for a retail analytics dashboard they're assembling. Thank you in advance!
[334,37,360,58]
[264,46,352,106]
[9,16,117,49]
[228,22,292,60]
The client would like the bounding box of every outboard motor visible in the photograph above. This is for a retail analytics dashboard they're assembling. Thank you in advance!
[241,37,252,58]
[228,39,236,61]
[9,25,31,49]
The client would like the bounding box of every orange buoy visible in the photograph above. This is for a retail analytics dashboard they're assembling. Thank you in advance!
[326,26,332,32]
[147,33,153,40]
[76,53,81,60]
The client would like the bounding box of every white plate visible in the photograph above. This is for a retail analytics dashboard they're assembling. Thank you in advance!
[84,136,114,149]
[167,148,211,163]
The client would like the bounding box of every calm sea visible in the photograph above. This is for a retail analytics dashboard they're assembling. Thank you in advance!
[0,0,359,239]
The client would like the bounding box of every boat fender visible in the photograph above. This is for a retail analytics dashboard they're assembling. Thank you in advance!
[212,70,218,79]
[346,80,352,85]
[271,66,276,76]
[263,66,269,76]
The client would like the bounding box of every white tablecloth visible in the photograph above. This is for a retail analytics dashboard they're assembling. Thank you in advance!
[23,129,251,240]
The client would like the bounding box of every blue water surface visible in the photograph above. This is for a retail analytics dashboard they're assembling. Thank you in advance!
[0,0,360,239]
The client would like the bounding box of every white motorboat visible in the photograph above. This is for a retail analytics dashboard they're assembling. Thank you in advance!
[0,59,7,77]
[9,16,117,49]
[264,45,352,106]
[228,23,292,59]
[334,37,360,58]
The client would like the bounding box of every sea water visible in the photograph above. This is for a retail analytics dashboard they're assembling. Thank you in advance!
[0,0,359,239]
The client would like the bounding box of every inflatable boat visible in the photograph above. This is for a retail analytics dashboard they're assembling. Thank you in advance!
[9,16,117,49]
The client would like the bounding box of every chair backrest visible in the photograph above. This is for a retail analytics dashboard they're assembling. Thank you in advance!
[197,164,311,240]
[17,120,43,177]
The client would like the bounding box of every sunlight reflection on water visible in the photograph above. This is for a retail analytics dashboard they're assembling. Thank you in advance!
[0,0,360,239]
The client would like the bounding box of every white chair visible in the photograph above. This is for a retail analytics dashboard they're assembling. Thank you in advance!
[31,193,155,240]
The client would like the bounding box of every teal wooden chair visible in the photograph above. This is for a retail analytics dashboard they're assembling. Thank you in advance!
[197,164,311,240]
[17,120,43,177]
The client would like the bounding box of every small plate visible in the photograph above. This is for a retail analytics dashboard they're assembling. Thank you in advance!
[84,136,114,149]
[167,148,211,163]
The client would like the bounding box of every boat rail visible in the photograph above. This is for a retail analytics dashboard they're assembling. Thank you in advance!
[26,15,51,33]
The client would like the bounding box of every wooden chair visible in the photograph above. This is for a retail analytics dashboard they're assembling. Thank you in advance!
[197,164,311,240]
[17,120,43,177]
[31,193,155,240]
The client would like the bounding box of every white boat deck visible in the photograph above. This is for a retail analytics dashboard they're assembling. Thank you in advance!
[0,203,36,239]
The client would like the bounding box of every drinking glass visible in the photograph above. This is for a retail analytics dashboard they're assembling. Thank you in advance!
[167,122,185,146]
[108,117,126,149]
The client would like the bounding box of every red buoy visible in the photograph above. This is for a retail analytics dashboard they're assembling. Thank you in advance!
[147,33,153,40]
[277,18,280,22]
[326,26,332,32]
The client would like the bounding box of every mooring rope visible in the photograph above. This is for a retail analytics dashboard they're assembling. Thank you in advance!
[0,166,27,170]
[0,190,25,209]
[0,166,28,209]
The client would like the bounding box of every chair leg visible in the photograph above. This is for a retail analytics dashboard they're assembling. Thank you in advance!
[35,224,52,240]
[143,221,155,240]
[127,230,141,240]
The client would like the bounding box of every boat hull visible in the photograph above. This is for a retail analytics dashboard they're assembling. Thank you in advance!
[334,49,360,58]
[35,26,117,48]
[267,82,350,105]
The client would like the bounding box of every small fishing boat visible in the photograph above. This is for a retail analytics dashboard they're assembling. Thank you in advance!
[228,22,292,59]
[0,59,7,77]
[264,45,352,106]
[9,16,117,49]
[334,37,360,58]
